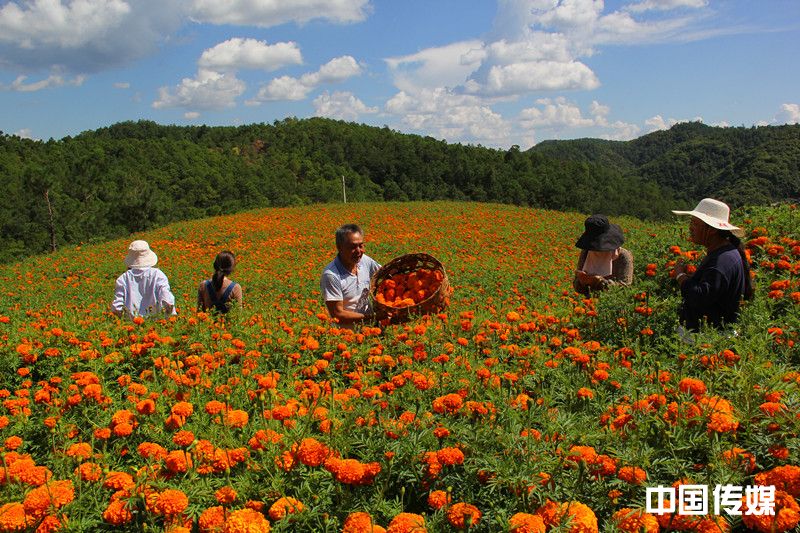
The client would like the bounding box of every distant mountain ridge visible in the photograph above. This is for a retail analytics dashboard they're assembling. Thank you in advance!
[0,118,797,263]
[530,121,800,206]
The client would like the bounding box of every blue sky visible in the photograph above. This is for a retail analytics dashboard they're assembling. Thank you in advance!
[0,0,798,148]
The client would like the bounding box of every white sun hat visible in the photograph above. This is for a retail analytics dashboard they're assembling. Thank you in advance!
[123,240,158,269]
[672,198,744,237]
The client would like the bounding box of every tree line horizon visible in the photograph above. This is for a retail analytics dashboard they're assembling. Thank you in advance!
[0,117,797,263]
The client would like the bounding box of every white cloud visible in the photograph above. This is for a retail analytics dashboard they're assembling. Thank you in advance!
[153,69,245,110]
[645,114,670,131]
[184,111,200,120]
[385,88,511,146]
[517,97,640,142]
[0,0,130,48]
[4,73,84,92]
[533,0,605,31]
[188,0,370,27]
[602,120,641,140]
[626,0,708,13]
[774,103,800,125]
[390,0,712,100]
[198,38,302,72]
[253,75,311,102]
[475,60,600,96]
[519,97,596,128]
[589,100,610,121]
[113,82,130,89]
[313,91,377,121]
[14,128,34,139]
[645,114,702,131]
[250,55,362,103]
[385,40,485,93]
[0,0,184,73]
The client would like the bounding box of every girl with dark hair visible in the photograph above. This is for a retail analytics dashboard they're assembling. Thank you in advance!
[197,251,242,313]
[672,199,753,331]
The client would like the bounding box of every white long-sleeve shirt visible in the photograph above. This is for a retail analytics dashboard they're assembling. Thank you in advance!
[111,267,176,318]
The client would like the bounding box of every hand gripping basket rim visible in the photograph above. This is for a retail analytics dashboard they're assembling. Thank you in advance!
[370,252,451,320]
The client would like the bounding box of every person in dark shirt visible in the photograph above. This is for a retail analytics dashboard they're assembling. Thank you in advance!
[672,198,754,331]
[573,214,634,296]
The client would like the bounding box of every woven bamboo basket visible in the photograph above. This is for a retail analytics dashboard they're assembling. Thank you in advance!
[370,253,451,323]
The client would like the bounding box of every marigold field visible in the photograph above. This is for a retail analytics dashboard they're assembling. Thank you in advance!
[0,201,799,532]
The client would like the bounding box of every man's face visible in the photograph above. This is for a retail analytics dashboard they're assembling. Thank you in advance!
[337,232,365,265]
[688,216,707,245]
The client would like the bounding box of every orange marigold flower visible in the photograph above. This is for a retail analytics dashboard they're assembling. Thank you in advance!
[222,508,271,533]
[155,489,189,516]
[75,461,102,482]
[508,513,545,533]
[198,506,226,533]
[742,490,800,533]
[173,430,195,447]
[7,458,52,486]
[35,514,64,533]
[23,479,74,519]
[617,466,647,485]
[432,393,463,414]
[165,450,192,474]
[759,402,787,416]
[386,512,426,533]
[611,508,658,533]
[326,458,365,485]
[536,500,598,533]
[205,401,226,415]
[296,438,330,467]
[136,399,156,415]
[216,487,238,506]
[343,512,385,533]
[113,422,133,437]
[577,388,594,400]
[171,402,194,418]
[0,502,28,532]
[678,377,707,398]
[267,497,304,521]
[436,447,465,466]
[427,490,451,510]
[4,436,22,451]
[224,410,249,428]
[566,445,597,465]
[721,447,756,473]
[446,502,481,530]
[66,442,93,460]
[103,499,133,526]
[755,465,800,497]
[104,471,135,491]
[137,442,168,461]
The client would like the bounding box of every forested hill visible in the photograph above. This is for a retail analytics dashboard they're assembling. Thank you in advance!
[1,118,798,263]
[531,121,800,207]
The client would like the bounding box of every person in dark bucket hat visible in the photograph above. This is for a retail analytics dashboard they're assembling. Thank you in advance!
[573,214,634,295]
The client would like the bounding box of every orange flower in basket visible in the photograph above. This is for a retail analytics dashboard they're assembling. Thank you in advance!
[376,268,443,308]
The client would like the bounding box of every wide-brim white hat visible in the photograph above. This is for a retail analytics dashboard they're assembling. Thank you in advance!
[672,198,744,237]
[124,240,158,268]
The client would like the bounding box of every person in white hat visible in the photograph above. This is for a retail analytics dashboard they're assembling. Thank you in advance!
[111,240,177,319]
[672,198,753,331]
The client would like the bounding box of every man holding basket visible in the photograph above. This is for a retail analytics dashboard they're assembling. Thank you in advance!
[320,224,381,327]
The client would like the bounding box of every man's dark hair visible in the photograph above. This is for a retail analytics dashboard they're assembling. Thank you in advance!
[335,224,363,248]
